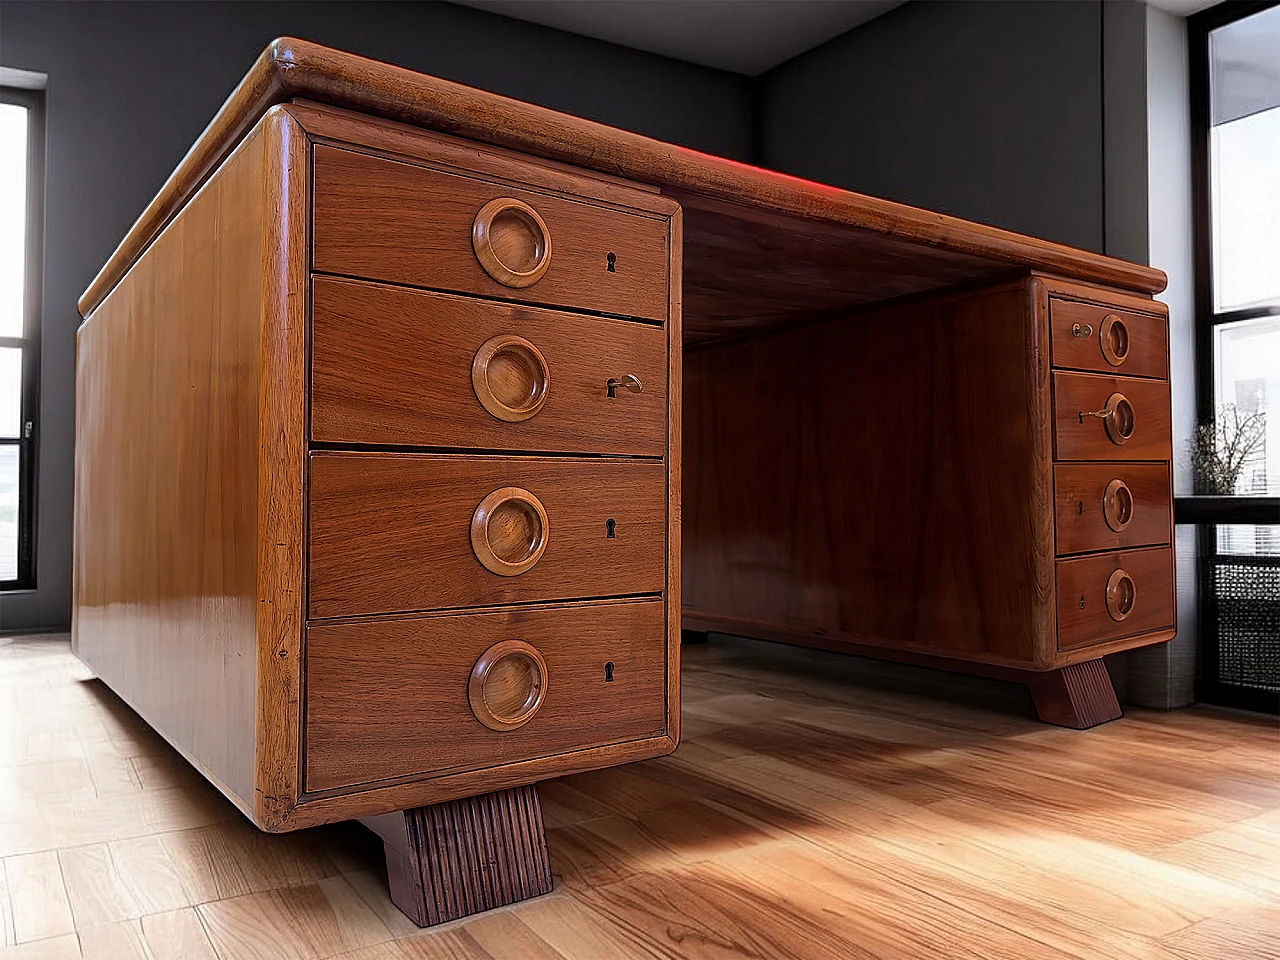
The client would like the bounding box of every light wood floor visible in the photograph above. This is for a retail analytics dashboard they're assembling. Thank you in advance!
[1,632,1277,960]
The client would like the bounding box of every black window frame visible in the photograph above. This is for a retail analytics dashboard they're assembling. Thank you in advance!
[0,85,43,592]
[1186,0,1280,713]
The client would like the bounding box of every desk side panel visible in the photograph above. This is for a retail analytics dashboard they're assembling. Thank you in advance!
[682,280,1055,669]
[73,123,273,818]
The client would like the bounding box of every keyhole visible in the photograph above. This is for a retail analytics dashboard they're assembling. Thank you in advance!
[1080,596,1087,609]
[606,252,616,273]
[605,661,614,682]
[606,518,616,538]
[1078,501,1085,515]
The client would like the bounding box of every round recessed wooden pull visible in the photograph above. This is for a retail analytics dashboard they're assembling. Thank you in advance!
[1104,392,1135,445]
[1100,315,1129,366]
[1103,479,1133,532]
[472,335,550,422]
[1106,568,1136,622]
[472,198,552,288]
[468,640,548,732]
[471,487,549,577]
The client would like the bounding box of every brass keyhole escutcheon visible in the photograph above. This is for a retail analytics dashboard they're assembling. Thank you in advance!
[1106,568,1136,622]
[472,335,550,422]
[1100,315,1129,366]
[471,487,549,577]
[472,198,552,288]
[1103,479,1133,532]
[468,640,548,731]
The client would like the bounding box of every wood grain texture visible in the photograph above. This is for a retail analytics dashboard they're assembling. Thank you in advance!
[310,277,668,456]
[304,600,669,792]
[73,114,274,821]
[78,37,1167,319]
[6,633,1279,959]
[672,192,1015,343]
[312,144,670,322]
[1049,298,1168,379]
[1025,659,1124,729]
[1052,372,1173,462]
[1054,462,1172,555]
[683,279,1058,669]
[308,453,667,619]
[1055,547,1175,651]
[379,787,553,927]
[253,108,310,832]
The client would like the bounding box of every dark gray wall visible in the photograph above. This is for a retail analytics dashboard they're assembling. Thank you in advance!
[0,0,753,631]
[760,0,1148,258]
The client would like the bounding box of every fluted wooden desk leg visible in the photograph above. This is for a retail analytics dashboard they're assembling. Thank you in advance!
[1026,659,1123,729]
[363,784,553,926]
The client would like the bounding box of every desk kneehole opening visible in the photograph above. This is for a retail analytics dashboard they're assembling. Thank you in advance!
[471,486,549,577]
[1103,479,1134,532]
[472,335,550,422]
[1106,568,1136,622]
[472,198,552,288]
[469,640,548,731]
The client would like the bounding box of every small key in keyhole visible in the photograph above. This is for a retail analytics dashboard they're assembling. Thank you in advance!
[606,518,616,539]
[605,661,615,682]
[606,252,617,273]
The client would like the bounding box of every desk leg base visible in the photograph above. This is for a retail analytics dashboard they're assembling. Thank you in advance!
[1026,659,1123,729]
[380,785,553,927]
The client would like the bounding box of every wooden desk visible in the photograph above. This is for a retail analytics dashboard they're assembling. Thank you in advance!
[73,38,1173,926]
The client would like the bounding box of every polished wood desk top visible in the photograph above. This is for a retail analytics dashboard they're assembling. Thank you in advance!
[79,36,1166,331]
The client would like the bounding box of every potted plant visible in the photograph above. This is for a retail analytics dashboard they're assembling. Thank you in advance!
[1190,405,1267,495]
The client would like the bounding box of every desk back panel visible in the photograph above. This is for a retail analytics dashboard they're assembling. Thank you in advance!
[683,279,1054,668]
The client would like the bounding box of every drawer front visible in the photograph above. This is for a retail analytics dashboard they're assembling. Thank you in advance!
[1056,547,1174,651]
[311,277,668,456]
[304,599,668,792]
[309,454,666,619]
[1053,372,1171,461]
[1050,298,1167,379]
[1054,462,1171,555]
[312,145,669,322]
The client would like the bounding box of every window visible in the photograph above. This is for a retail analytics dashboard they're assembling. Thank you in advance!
[0,86,42,590]
[1193,2,1280,497]
[1189,1,1279,713]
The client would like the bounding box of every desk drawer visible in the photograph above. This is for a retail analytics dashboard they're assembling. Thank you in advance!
[1054,462,1171,555]
[1056,547,1174,651]
[1053,372,1171,461]
[1050,299,1167,379]
[311,277,667,457]
[308,453,666,619]
[312,145,669,321]
[304,599,668,792]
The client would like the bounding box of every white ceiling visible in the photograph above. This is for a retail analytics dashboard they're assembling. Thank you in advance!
[1146,0,1222,15]
[448,0,907,75]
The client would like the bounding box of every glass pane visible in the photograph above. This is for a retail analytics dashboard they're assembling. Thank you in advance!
[1208,6,1280,313]
[0,102,28,339]
[0,444,16,581]
[1211,109,1280,312]
[1213,316,1280,496]
[0,347,20,439]
[1217,524,1280,557]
